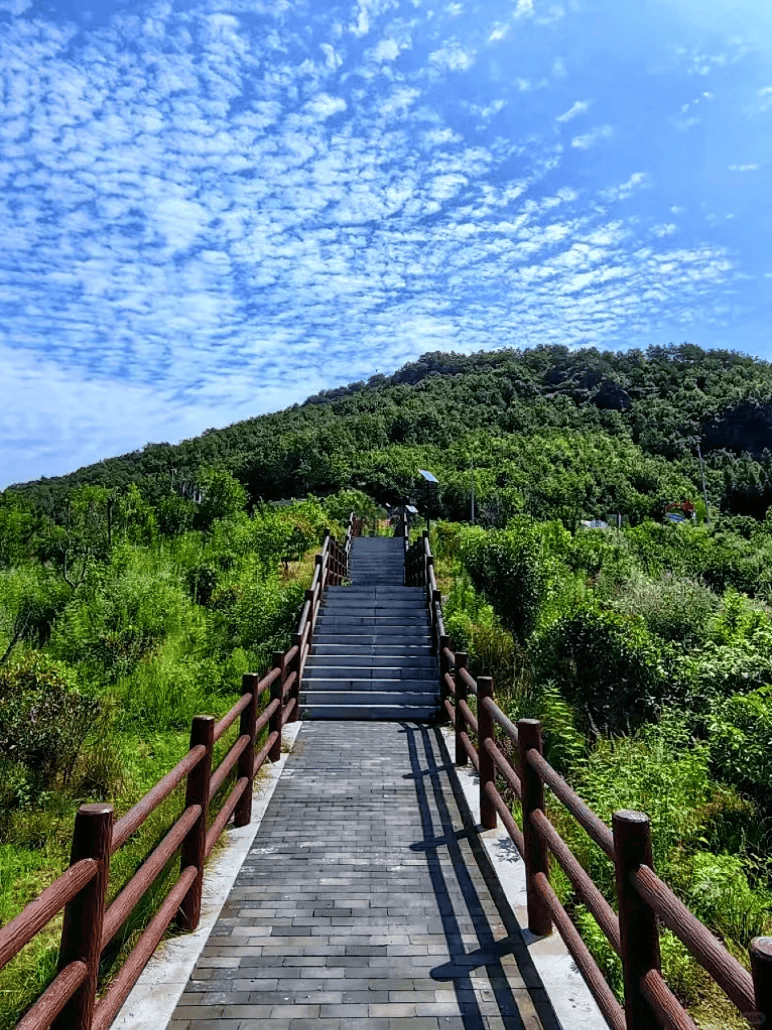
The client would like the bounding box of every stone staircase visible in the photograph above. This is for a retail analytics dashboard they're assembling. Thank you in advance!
[300,537,440,719]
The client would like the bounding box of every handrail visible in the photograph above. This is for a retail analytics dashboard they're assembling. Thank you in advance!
[411,528,771,1030]
[0,517,354,1030]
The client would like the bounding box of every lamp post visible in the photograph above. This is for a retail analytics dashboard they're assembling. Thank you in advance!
[418,469,439,533]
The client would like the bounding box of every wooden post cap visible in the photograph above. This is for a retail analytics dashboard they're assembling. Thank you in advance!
[76,803,113,817]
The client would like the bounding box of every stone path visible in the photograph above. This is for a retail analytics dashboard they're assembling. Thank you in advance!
[166,721,561,1030]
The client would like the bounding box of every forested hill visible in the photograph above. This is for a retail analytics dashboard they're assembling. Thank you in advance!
[7,342,772,524]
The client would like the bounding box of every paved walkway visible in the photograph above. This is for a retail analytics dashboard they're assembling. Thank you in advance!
[167,722,561,1030]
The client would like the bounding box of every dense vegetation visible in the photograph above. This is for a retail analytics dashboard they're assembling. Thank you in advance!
[3,341,772,1029]
[0,484,360,1029]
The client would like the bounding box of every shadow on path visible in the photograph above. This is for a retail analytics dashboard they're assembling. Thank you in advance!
[402,722,562,1030]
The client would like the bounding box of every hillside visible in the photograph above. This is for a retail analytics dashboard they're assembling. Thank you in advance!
[2,343,772,1028]
[5,342,772,523]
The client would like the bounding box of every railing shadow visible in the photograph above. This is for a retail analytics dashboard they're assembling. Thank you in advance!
[401,721,561,1030]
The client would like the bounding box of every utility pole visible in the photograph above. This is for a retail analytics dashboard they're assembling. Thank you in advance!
[470,462,475,525]
[697,443,711,525]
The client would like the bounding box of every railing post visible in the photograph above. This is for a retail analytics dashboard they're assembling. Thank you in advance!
[429,584,439,647]
[478,677,497,831]
[517,719,552,936]
[613,810,661,1030]
[454,652,468,766]
[321,530,330,586]
[334,540,342,585]
[288,644,300,724]
[315,552,325,592]
[439,633,450,706]
[177,714,214,931]
[293,629,304,683]
[270,651,285,761]
[234,673,259,827]
[53,804,113,1030]
[750,938,772,1028]
[306,587,316,642]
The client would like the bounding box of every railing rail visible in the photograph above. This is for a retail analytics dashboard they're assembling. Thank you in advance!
[405,529,771,1030]
[1,518,354,1030]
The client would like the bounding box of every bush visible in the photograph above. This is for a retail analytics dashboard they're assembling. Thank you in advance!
[459,520,552,640]
[529,602,669,734]
[610,572,718,646]
[50,556,192,682]
[0,652,100,794]
[708,686,772,800]
[322,488,381,525]
[573,724,716,885]
[680,851,772,945]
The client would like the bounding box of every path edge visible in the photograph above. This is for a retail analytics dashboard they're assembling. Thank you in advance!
[111,722,304,1030]
[437,725,609,1030]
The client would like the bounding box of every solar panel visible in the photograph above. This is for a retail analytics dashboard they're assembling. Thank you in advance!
[418,469,439,483]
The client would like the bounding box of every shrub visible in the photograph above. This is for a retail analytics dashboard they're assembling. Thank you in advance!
[529,602,669,734]
[680,851,772,945]
[0,652,100,793]
[610,572,718,646]
[707,686,772,800]
[50,557,192,682]
[574,725,715,880]
[322,488,381,525]
[459,520,551,640]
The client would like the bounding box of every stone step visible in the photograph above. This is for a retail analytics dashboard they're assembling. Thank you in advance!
[304,666,437,681]
[310,642,438,659]
[326,586,424,597]
[321,601,426,605]
[301,690,438,705]
[301,703,438,721]
[302,677,437,692]
[313,632,432,645]
[305,654,437,669]
[316,615,427,628]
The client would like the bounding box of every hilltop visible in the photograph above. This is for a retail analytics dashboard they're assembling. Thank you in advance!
[5,342,772,523]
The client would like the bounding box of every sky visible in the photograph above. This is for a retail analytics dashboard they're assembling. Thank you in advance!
[1,0,772,489]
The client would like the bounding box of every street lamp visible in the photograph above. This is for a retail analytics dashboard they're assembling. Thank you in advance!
[418,469,439,533]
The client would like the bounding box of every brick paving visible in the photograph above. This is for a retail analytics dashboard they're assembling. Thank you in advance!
[167,721,560,1030]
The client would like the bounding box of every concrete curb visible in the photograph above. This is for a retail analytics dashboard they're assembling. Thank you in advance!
[438,725,608,1030]
[112,722,303,1030]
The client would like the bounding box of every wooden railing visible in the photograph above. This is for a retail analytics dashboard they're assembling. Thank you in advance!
[406,529,772,1030]
[0,520,354,1030]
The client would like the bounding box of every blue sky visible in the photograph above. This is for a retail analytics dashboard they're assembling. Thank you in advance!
[1,0,772,489]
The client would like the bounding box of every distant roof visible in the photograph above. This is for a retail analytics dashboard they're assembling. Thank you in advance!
[580,519,609,529]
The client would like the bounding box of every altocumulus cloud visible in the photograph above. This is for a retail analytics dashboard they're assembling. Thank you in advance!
[1,0,771,486]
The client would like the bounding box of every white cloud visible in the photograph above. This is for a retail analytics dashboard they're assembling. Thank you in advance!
[571,125,614,149]
[487,23,509,43]
[428,41,476,72]
[728,163,759,171]
[557,100,589,123]
[514,0,535,18]
[600,173,649,202]
[320,43,343,69]
[372,38,400,62]
[304,93,347,119]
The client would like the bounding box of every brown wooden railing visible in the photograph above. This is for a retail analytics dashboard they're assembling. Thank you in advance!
[0,520,355,1030]
[405,528,772,1030]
